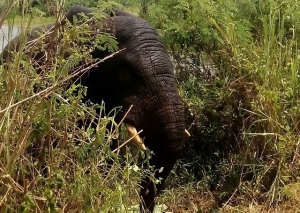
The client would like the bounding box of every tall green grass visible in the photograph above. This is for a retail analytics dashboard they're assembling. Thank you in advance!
[203,0,300,207]
[142,0,300,209]
[2,0,300,211]
[0,1,148,212]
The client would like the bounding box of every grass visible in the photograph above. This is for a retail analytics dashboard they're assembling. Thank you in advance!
[142,0,300,212]
[122,6,140,16]
[0,5,149,212]
[1,0,300,212]
[3,15,55,27]
[156,183,300,212]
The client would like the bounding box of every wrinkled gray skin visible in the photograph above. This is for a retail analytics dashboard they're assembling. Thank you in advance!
[1,5,186,213]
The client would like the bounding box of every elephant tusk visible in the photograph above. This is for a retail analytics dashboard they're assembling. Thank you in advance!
[125,124,146,151]
[185,129,191,137]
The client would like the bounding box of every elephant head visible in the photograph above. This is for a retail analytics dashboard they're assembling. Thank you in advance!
[80,7,188,211]
[1,5,188,212]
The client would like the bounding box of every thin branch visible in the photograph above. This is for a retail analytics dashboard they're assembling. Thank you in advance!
[117,105,133,126]
[0,0,18,28]
[112,129,143,153]
[0,49,122,115]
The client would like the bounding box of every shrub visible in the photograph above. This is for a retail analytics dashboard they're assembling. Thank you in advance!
[0,3,149,212]
[143,0,300,206]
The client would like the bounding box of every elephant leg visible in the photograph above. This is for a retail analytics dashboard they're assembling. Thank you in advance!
[140,150,181,213]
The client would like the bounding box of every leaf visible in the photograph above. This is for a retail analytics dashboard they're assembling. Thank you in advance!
[153,204,168,213]
[132,164,140,172]
[158,167,164,173]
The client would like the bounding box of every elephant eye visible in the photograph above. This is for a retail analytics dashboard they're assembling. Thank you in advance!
[118,69,130,82]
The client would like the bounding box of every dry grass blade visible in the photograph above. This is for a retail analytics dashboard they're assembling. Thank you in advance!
[112,129,144,153]
[0,0,17,27]
[0,49,122,115]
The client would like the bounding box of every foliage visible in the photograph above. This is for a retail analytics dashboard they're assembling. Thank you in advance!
[64,0,98,11]
[2,0,300,211]
[64,0,122,12]
[0,2,151,212]
[5,0,124,17]
[142,0,300,209]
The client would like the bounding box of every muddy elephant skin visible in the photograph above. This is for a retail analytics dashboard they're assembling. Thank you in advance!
[1,5,187,213]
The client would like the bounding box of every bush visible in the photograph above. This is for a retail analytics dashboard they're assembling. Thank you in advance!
[0,3,150,212]
[64,0,98,11]
[143,0,300,207]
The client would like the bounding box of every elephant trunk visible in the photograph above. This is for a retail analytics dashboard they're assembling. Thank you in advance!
[111,13,186,212]
[154,98,186,152]
[139,98,186,212]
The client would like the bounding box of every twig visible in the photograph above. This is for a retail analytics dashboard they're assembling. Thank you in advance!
[0,0,18,28]
[0,49,122,115]
[112,129,143,153]
[117,105,133,126]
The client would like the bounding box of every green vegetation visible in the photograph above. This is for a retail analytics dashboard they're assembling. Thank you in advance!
[1,0,300,212]
[142,0,300,212]
[0,1,149,212]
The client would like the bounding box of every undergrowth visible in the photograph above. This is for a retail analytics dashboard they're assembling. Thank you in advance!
[2,0,300,212]
[142,0,300,211]
[0,1,149,212]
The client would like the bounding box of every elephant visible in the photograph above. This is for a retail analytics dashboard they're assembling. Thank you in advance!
[1,5,188,212]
